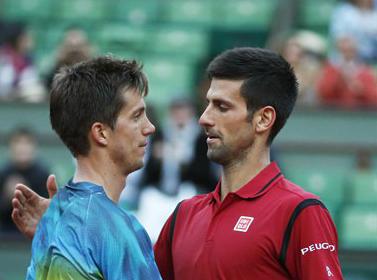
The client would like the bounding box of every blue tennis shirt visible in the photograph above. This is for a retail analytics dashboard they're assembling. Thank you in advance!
[27,180,162,279]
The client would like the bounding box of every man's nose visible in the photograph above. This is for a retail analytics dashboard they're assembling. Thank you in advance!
[144,118,156,135]
[199,108,214,127]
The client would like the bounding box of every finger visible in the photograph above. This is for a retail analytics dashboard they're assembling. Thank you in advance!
[12,197,23,210]
[46,174,58,199]
[14,188,27,206]
[12,208,19,221]
[15,184,37,200]
[11,207,24,225]
[12,206,22,218]
[12,208,33,240]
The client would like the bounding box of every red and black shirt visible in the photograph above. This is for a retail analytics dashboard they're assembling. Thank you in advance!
[154,162,343,280]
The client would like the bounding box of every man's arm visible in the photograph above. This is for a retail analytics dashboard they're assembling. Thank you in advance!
[27,253,92,280]
[154,214,175,280]
[283,201,343,279]
[11,174,57,239]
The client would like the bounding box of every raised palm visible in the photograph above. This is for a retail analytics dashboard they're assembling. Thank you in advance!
[11,175,57,239]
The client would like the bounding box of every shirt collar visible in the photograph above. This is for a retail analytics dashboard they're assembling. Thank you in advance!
[66,179,105,193]
[209,162,283,203]
[210,182,222,204]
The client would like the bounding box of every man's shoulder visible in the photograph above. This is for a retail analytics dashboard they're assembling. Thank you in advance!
[177,192,213,212]
[85,191,130,223]
[44,187,118,228]
[273,177,321,208]
[182,192,212,204]
[48,188,137,242]
[43,187,92,225]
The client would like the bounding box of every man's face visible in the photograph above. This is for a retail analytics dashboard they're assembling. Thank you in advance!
[170,105,194,129]
[337,37,357,61]
[107,90,155,175]
[10,135,36,167]
[199,79,255,166]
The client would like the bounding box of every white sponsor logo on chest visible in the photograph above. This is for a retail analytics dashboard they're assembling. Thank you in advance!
[234,216,254,232]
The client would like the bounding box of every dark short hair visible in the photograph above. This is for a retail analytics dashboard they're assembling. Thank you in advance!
[50,56,148,157]
[207,47,298,144]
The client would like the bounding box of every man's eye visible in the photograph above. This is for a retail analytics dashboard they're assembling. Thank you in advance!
[218,104,228,112]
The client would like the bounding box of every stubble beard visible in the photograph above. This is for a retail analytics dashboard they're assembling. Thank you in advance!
[207,139,253,167]
[207,144,232,165]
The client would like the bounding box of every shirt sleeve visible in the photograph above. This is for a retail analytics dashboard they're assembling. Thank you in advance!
[154,213,175,280]
[284,202,343,280]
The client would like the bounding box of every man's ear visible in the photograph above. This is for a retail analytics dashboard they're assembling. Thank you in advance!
[254,106,276,134]
[90,122,109,147]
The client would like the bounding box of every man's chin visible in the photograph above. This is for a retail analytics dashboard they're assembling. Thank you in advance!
[127,161,144,175]
[207,150,224,164]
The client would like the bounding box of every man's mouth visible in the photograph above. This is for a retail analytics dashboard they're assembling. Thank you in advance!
[206,132,221,144]
[139,142,148,148]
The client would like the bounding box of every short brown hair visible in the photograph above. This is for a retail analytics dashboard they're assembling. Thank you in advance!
[50,56,148,157]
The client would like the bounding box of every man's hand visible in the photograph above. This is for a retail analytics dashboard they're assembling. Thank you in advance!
[11,175,58,239]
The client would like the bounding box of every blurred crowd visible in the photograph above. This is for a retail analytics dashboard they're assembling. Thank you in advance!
[276,0,377,109]
[0,22,93,102]
[0,127,49,234]
[1,0,377,241]
[0,1,376,107]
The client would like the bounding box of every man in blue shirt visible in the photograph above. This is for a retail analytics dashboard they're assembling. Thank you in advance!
[21,57,161,279]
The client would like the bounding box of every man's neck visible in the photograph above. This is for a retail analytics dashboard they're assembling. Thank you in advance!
[220,146,270,201]
[73,156,126,203]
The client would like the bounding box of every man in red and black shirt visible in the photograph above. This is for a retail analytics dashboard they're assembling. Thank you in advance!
[11,48,343,280]
[154,48,343,280]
